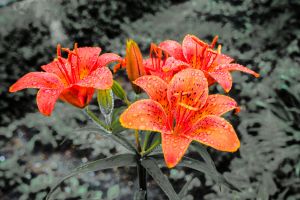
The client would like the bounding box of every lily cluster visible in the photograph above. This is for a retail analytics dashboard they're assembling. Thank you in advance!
[10,34,259,168]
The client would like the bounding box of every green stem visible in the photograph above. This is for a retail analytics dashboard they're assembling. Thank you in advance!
[135,130,142,153]
[142,131,151,152]
[141,138,161,157]
[85,107,110,131]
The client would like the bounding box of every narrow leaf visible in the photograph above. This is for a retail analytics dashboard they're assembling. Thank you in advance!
[178,178,194,198]
[46,154,136,200]
[179,157,240,191]
[141,158,180,200]
[191,143,216,171]
[152,155,240,191]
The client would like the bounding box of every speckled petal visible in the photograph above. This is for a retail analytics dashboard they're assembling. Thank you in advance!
[37,88,63,116]
[189,94,239,123]
[161,133,192,168]
[75,67,113,90]
[9,72,64,92]
[189,115,240,152]
[208,71,233,92]
[168,68,208,112]
[134,76,169,112]
[159,40,185,61]
[120,99,170,133]
[215,64,260,77]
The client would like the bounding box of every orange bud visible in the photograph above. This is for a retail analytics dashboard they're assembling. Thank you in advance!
[125,39,146,93]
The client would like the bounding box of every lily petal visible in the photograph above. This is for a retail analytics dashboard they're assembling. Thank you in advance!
[189,94,239,123]
[212,53,234,65]
[208,71,232,92]
[120,99,170,133]
[9,72,64,92]
[74,47,102,71]
[161,133,192,168]
[76,67,113,90]
[59,86,94,108]
[215,64,260,77]
[189,115,240,152]
[95,53,122,68]
[134,76,169,112]
[182,34,207,62]
[162,57,190,73]
[37,88,63,116]
[158,40,185,61]
[168,68,208,111]
[41,59,72,85]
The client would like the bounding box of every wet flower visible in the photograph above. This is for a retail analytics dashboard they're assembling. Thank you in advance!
[159,34,259,92]
[10,44,122,116]
[143,43,189,82]
[120,68,240,168]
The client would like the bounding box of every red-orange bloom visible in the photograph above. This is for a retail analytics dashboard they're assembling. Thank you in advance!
[159,34,259,92]
[143,43,190,82]
[10,44,122,116]
[120,68,240,168]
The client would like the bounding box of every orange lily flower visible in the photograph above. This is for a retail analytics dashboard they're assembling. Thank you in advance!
[10,44,122,116]
[120,68,240,168]
[159,34,259,92]
[143,43,190,82]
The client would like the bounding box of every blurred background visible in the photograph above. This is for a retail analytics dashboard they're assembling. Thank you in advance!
[0,0,300,199]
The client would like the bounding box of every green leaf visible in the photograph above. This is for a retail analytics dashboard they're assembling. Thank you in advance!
[191,143,216,171]
[107,184,120,200]
[179,157,240,191]
[152,155,240,191]
[111,80,129,103]
[141,158,180,200]
[46,154,136,200]
[178,178,194,198]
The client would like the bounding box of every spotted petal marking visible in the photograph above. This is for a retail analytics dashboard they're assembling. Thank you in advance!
[120,99,170,133]
[168,69,208,113]
[189,115,240,152]
[188,94,239,124]
[134,75,169,112]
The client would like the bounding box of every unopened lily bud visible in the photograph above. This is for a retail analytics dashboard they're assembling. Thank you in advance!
[125,39,146,93]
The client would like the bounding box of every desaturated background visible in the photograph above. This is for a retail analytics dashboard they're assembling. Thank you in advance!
[0,0,299,199]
